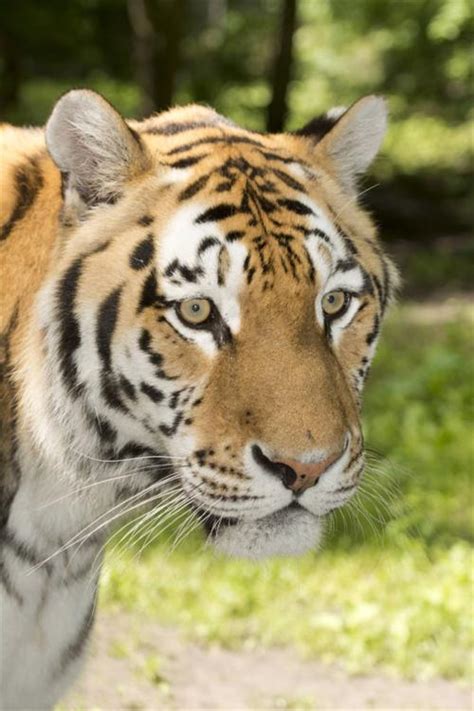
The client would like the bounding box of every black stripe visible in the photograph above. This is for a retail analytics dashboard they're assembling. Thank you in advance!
[138,214,154,226]
[96,288,122,371]
[197,236,220,255]
[130,235,154,270]
[0,305,21,531]
[0,157,44,241]
[57,258,84,394]
[159,412,183,437]
[380,256,391,312]
[0,558,23,604]
[272,168,305,192]
[93,416,117,443]
[163,259,204,283]
[257,150,295,164]
[102,378,128,414]
[226,230,245,242]
[366,314,380,345]
[114,442,162,460]
[277,198,313,215]
[57,599,96,675]
[1,528,45,569]
[196,204,237,224]
[338,228,359,255]
[119,375,136,400]
[169,155,206,169]
[335,258,357,272]
[138,269,158,311]
[140,382,164,403]
[166,134,266,156]
[178,174,210,201]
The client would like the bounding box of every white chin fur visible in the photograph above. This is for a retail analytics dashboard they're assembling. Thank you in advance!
[210,507,324,560]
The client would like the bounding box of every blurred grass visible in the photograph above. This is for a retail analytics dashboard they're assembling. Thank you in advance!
[100,304,474,682]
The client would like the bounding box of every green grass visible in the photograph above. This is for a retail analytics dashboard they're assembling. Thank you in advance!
[100,305,474,681]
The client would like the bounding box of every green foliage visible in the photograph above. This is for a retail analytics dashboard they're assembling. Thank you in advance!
[2,0,471,237]
[100,309,474,681]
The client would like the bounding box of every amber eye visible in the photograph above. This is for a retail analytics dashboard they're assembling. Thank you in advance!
[322,290,350,319]
[177,298,212,326]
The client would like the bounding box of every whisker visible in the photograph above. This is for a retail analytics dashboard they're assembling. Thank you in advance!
[86,490,188,587]
[333,183,380,223]
[27,476,181,573]
[67,445,187,465]
[107,489,187,559]
[35,467,186,511]
[131,503,194,562]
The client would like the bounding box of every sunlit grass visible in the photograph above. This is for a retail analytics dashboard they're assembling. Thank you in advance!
[100,306,474,681]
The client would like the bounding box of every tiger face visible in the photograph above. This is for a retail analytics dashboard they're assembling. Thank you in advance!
[36,90,397,558]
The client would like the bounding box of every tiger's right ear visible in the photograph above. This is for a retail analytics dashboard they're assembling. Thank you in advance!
[46,89,151,207]
[294,96,387,195]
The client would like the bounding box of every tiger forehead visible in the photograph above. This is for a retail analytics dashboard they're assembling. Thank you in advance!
[153,143,321,289]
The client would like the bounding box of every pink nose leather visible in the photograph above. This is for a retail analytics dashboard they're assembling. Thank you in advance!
[276,451,341,492]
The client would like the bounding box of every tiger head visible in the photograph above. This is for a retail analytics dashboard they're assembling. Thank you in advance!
[35,90,397,558]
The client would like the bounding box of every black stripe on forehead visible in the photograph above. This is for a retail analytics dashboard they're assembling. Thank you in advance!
[196,204,237,224]
[163,259,205,284]
[179,174,210,201]
[198,236,221,255]
[166,134,267,156]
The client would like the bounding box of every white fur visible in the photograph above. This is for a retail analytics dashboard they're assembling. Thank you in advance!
[212,507,323,559]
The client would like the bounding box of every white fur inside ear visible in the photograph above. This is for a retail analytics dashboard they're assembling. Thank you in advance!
[45,89,142,200]
[323,96,387,192]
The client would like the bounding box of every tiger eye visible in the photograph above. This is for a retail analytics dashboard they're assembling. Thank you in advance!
[322,290,349,318]
[178,298,212,325]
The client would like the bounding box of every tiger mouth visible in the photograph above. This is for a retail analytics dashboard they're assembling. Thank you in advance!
[200,500,313,537]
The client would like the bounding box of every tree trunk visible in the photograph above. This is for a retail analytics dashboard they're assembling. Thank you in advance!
[266,0,297,132]
[151,0,185,112]
[0,30,21,118]
[128,0,185,115]
[127,0,156,117]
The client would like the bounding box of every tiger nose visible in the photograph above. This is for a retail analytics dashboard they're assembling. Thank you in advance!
[251,445,344,493]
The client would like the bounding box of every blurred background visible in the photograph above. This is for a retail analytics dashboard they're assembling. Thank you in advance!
[2,0,472,707]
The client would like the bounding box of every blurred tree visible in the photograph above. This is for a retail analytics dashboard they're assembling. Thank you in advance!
[127,0,158,116]
[0,29,20,114]
[266,0,298,131]
[146,0,185,112]
[0,0,471,238]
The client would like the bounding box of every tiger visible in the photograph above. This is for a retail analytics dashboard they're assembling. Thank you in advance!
[0,89,398,708]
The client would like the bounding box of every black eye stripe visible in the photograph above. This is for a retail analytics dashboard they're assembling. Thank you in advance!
[173,300,232,348]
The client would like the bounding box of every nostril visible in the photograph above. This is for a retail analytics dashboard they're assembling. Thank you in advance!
[251,444,297,490]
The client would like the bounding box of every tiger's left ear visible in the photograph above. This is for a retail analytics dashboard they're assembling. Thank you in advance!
[46,89,151,207]
[297,96,387,194]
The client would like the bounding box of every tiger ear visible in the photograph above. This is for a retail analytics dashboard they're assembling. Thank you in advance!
[46,89,151,207]
[297,96,387,194]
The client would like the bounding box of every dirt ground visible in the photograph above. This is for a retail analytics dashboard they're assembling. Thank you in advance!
[63,612,472,711]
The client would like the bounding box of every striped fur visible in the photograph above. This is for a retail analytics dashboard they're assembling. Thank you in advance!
[0,91,398,708]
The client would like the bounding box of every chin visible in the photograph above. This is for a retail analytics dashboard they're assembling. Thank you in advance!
[208,505,324,560]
